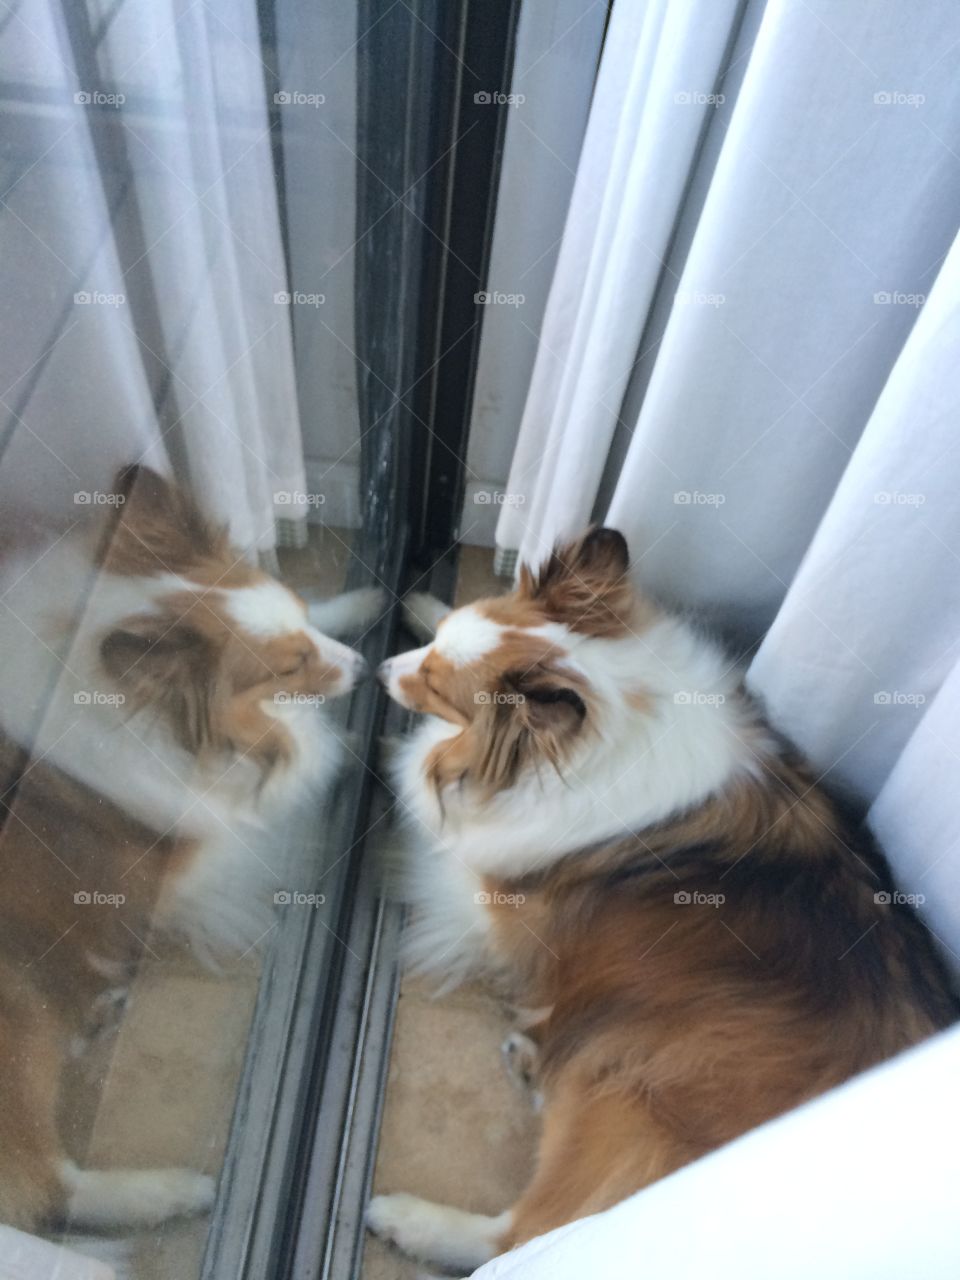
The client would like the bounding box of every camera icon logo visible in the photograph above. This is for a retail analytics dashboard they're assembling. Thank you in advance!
[73,690,92,704]
[274,291,291,304]
[74,891,91,904]
[274,91,292,104]
[274,891,292,905]
[674,891,691,904]
[474,91,491,104]
[74,92,92,105]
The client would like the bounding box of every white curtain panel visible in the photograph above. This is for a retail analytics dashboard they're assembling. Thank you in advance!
[475,1023,960,1280]
[496,0,745,563]
[0,2,169,536]
[97,0,307,550]
[603,0,960,637]
[487,2,960,1274]
[498,0,960,813]
[0,0,306,553]
[748,228,960,802]
[503,0,960,631]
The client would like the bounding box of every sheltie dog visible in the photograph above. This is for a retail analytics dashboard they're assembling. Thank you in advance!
[367,526,958,1273]
[0,465,378,1236]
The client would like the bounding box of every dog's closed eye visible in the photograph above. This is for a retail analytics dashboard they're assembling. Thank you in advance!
[276,650,310,678]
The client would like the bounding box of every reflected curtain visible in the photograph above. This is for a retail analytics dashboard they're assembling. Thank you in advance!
[0,0,310,551]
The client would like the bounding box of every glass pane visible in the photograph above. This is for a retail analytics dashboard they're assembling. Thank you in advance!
[0,1,409,1274]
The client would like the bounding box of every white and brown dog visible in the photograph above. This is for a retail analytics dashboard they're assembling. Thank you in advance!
[0,465,379,1237]
[368,527,957,1273]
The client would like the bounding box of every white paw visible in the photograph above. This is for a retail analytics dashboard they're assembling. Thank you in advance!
[366,1193,433,1255]
[132,1172,217,1218]
[333,586,388,630]
[366,1193,507,1270]
[402,592,447,642]
[133,1168,216,1221]
[65,1163,216,1230]
[307,587,388,638]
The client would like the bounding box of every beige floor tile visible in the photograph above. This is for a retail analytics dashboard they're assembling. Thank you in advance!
[361,986,538,1279]
[75,959,261,1278]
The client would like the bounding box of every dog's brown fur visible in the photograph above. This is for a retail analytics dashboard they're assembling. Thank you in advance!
[482,748,957,1246]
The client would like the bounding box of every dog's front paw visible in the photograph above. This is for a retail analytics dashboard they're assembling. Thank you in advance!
[366,1192,506,1270]
[402,592,447,642]
[307,588,388,637]
[135,1169,216,1221]
[366,1192,429,1253]
[339,586,388,629]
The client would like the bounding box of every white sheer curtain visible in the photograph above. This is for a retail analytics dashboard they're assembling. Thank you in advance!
[496,0,746,567]
[0,0,308,552]
[497,0,960,838]
[487,1,960,1275]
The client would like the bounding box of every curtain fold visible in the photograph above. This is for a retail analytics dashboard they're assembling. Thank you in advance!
[748,227,960,799]
[604,0,960,637]
[0,0,307,553]
[489,6,960,1271]
[496,0,746,565]
[498,0,960,813]
[98,0,307,551]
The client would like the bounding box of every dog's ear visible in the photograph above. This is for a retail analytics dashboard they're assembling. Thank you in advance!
[518,526,632,635]
[106,464,226,574]
[470,661,589,798]
[100,611,221,754]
